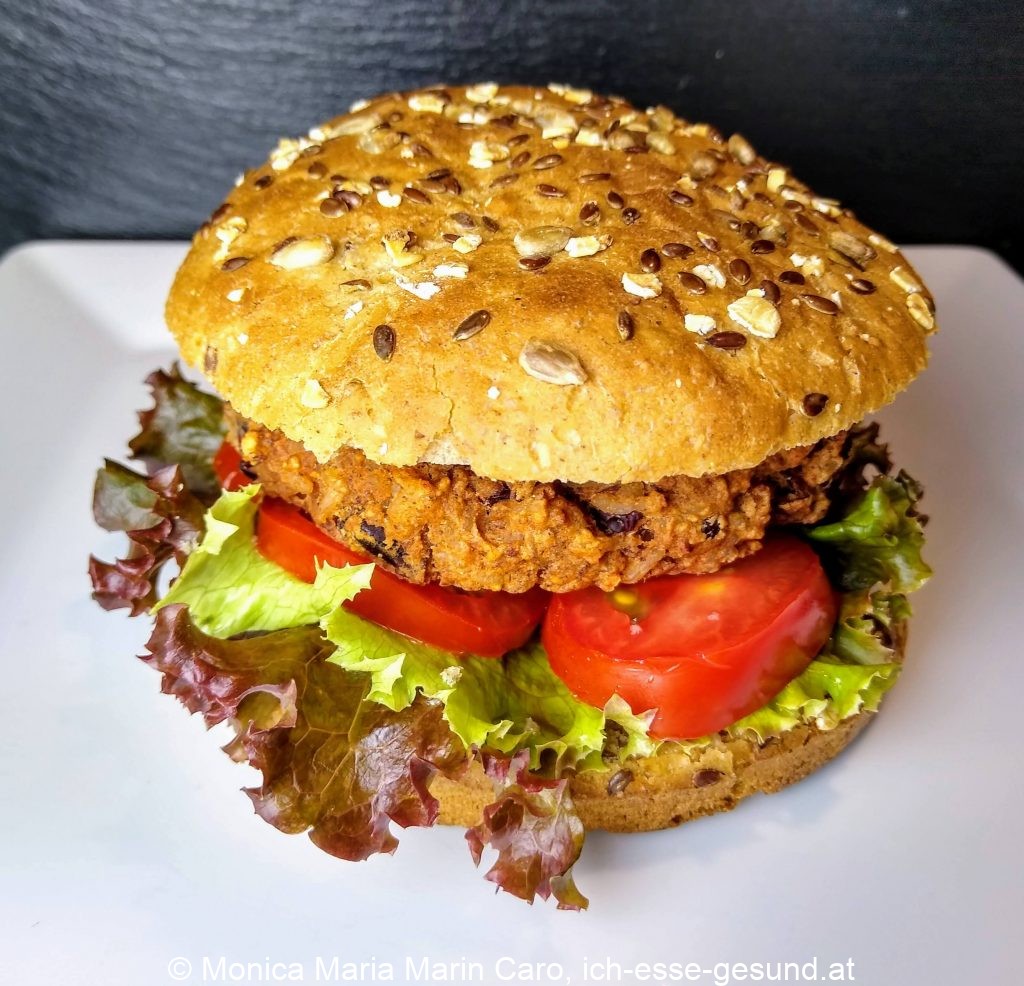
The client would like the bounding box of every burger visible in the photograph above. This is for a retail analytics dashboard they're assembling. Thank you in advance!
[90,83,933,909]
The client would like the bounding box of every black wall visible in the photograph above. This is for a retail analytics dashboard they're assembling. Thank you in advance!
[2,0,1022,268]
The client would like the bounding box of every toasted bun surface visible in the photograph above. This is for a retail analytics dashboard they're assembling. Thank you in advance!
[167,83,933,484]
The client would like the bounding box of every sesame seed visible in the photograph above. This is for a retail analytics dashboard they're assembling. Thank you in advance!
[425,168,452,181]
[579,171,612,183]
[221,256,250,271]
[698,232,720,252]
[510,150,531,169]
[490,173,519,188]
[451,211,476,228]
[537,183,567,198]
[482,215,500,232]
[373,324,396,361]
[403,186,431,205]
[668,189,694,207]
[508,133,531,147]
[616,310,635,341]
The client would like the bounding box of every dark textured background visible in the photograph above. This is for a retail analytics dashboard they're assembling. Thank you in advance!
[1,0,1021,268]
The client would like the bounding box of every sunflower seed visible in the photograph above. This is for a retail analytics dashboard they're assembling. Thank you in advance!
[890,266,923,293]
[519,339,588,385]
[514,225,572,258]
[906,292,935,330]
[829,230,877,265]
[269,235,334,269]
[727,133,756,165]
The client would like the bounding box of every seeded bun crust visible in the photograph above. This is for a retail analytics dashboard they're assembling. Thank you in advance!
[433,713,871,833]
[167,83,934,484]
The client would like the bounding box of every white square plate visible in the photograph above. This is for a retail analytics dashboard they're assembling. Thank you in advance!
[1,243,1021,985]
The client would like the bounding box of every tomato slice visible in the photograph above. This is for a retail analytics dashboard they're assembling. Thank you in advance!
[542,537,837,740]
[212,441,548,656]
[212,441,249,491]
